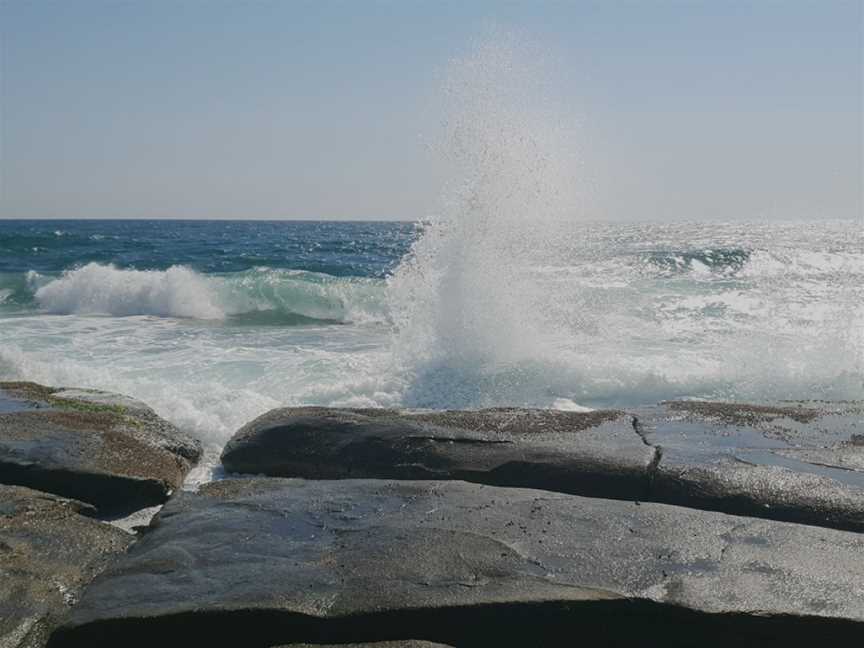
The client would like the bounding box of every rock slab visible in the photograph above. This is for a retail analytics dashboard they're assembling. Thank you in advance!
[220,403,864,533]
[0,484,131,648]
[0,382,202,513]
[51,478,864,647]
[639,400,864,531]
[221,407,654,500]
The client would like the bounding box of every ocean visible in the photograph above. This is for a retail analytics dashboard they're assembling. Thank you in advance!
[0,217,861,481]
[1,40,861,480]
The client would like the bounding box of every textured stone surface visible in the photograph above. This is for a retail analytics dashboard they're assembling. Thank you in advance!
[221,407,654,500]
[50,478,864,647]
[642,401,863,452]
[220,403,864,532]
[0,382,202,513]
[0,485,131,648]
[637,400,864,531]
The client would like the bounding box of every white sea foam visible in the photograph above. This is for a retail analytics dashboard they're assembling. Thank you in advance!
[387,32,584,408]
[0,319,394,450]
[35,263,224,319]
[740,249,864,279]
[383,34,863,410]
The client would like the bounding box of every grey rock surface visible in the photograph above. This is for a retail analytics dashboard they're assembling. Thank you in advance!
[221,403,864,532]
[0,484,131,648]
[638,400,864,531]
[51,478,864,647]
[221,407,654,500]
[0,382,202,512]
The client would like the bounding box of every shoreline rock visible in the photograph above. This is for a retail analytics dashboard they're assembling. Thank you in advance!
[0,484,132,648]
[220,402,864,533]
[640,400,864,531]
[3,387,862,646]
[0,382,203,513]
[221,407,655,501]
[49,478,864,647]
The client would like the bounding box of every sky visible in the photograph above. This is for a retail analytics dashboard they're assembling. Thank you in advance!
[0,1,861,221]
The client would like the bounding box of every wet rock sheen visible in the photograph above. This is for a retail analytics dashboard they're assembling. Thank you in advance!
[50,478,864,647]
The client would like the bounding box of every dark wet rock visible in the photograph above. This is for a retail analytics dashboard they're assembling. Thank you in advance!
[50,478,864,647]
[221,407,654,501]
[0,484,131,648]
[0,382,202,513]
[638,400,864,531]
[279,643,453,648]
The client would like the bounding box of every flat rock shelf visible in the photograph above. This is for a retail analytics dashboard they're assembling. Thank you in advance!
[2,385,863,647]
[639,401,864,531]
[221,402,864,532]
[50,478,864,647]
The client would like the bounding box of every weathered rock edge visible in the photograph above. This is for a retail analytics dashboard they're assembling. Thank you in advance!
[0,484,132,648]
[221,404,864,532]
[50,478,864,647]
[221,407,656,501]
[0,381,203,513]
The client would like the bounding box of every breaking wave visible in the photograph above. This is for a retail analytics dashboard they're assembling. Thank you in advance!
[2,263,388,324]
[639,247,864,279]
[383,33,863,410]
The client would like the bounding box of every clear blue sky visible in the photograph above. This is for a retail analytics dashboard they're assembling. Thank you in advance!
[1,1,861,221]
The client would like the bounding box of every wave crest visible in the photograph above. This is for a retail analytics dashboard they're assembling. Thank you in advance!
[35,263,223,318]
[641,248,751,277]
[23,263,387,323]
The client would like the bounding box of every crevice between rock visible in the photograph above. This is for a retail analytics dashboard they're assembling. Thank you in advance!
[630,414,663,490]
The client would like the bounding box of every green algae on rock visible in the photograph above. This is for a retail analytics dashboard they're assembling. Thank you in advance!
[0,382,202,513]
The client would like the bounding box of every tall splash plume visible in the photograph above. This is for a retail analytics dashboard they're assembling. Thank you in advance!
[387,34,582,408]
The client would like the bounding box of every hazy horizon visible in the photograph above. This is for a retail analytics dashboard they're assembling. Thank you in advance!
[2,1,861,222]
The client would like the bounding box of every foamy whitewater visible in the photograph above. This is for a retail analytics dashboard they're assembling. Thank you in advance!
[1,39,862,481]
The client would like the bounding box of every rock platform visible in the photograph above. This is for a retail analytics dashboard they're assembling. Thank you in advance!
[2,383,863,646]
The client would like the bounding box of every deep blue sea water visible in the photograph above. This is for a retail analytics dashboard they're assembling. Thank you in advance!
[0,219,413,276]
[1,218,861,481]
